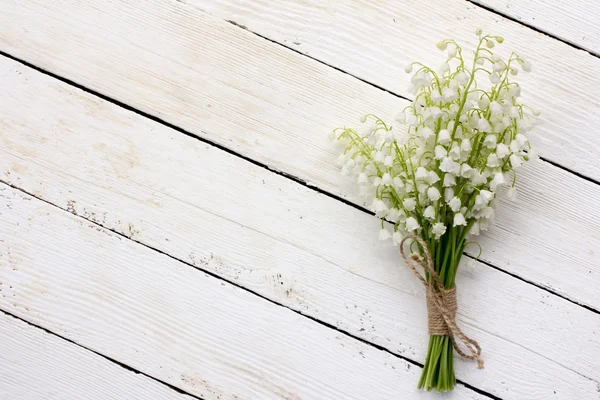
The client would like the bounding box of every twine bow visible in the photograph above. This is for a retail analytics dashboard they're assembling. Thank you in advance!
[400,234,484,369]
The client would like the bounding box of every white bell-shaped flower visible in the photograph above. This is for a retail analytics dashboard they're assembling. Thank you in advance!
[382,173,393,186]
[453,212,467,227]
[443,173,456,187]
[493,60,506,73]
[440,157,456,172]
[420,126,434,139]
[460,163,474,178]
[449,197,462,212]
[393,176,404,188]
[509,140,520,153]
[460,138,472,152]
[435,145,447,160]
[456,72,469,85]
[374,199,389,217]
[496,143,509,158]
[424,205,436,219]
[477,118,492,132]
[449,143,461,160]
[406,217,420,231]
[516,133,528,148]
[403,197,416,211]
[480,190,494,202]
[415,166,429,180]
[392,231,403,246]
[470,170,486,185]
[406,114,418,126]
[470,221,480,236]
[427,187,441,201]
[432,223,447,239]
[361,122,377,137]
[489,101,503,114]
[510,153,523,168]
[506,186,517,201]
[487,153,500,168]
[483,134,497,149]
[428,171,440,185]
[357,173,369,185]
[438,129,451,145]
[478,96,490,109]
[417,182,429,194]
[387,208,400,222]
[429,106,442,119]
[379,228,392,241]
[442,87,458,102]
[474,194,486,209]
[444,187,454,202]
[490,172,506,191]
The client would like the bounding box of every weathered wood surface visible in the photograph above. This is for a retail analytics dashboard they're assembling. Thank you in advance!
[3,0,597,180]
[471,0,600,55]
[0,313,195,400]
[0,0,599,310]
[2,0,600,399]
[0,185,487,400]
[195,0,600,178]
[1,57,599,399]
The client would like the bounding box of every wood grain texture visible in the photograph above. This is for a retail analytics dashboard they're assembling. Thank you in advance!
[471,0,600,55]
[0,313,194,400]
[193,0,600,179]
[0,185,487,400]
[1,58,599,399]
[0,2,598,309]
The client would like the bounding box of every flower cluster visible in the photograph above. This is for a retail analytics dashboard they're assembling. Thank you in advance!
[332,29,539,247]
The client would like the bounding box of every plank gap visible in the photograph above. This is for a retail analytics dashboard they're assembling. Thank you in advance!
[0,308,204,400]
[221,21,600,189]
[1,48,598,318]
[466,0,600,58]
[0,182,500,400]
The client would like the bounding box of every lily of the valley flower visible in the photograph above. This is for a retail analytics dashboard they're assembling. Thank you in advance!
[332,31,536,249]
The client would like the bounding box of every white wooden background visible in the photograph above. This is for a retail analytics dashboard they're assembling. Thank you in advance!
[1,1,599,399]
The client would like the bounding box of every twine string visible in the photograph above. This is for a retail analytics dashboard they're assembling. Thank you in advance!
[399,234,484,369]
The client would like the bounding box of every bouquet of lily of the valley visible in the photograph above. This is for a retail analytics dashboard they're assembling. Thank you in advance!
[331,29,538,392]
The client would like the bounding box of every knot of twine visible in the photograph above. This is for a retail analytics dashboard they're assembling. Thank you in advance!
[399,234,484,369]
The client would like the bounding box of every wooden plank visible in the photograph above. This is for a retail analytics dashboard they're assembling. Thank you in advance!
[4,0,598,180]
[0,313,194,400]
[1,58,599,398]
[471,0,600,55]
[0,185,486,400]
[193,0,600,180]
[0,2,597,309]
